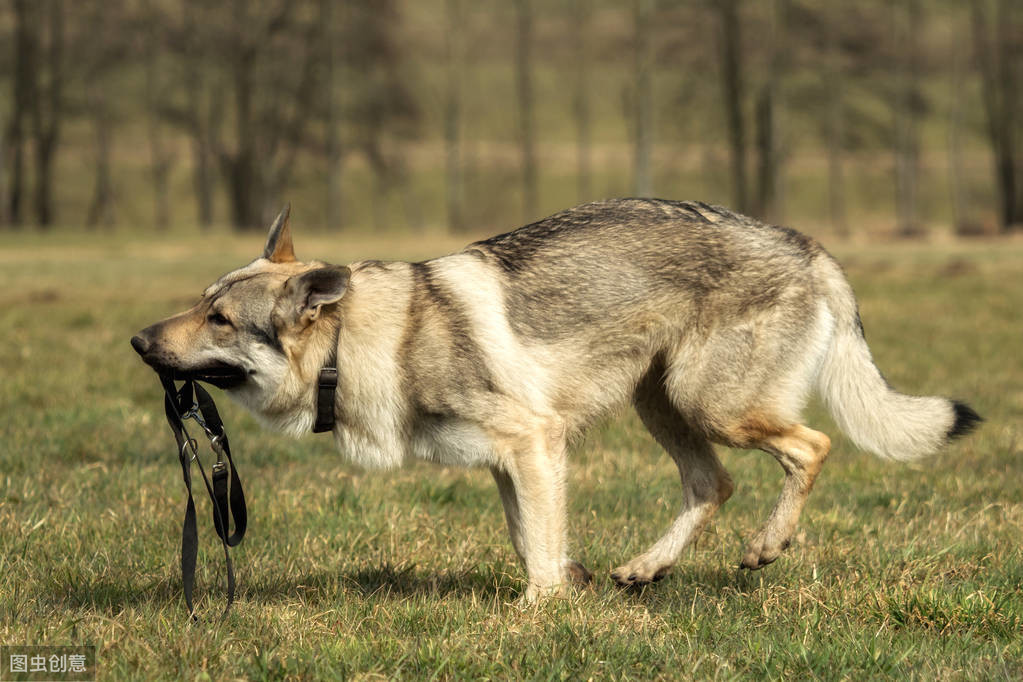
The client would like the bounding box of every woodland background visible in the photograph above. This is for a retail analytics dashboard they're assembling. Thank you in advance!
[0,0,1021,238]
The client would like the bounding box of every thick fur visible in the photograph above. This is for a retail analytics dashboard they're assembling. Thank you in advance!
[133,199,981,599]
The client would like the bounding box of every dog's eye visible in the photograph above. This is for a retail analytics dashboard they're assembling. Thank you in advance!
[207,312,232,327]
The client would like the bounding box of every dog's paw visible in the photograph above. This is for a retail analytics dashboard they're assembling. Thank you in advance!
[610,558,671,588]
[522,580,570,603]
[740,534,791,570]
[565,559,593,586]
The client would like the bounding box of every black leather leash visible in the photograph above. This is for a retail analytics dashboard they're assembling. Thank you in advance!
[160,375,247,621]
[154,331,337,620]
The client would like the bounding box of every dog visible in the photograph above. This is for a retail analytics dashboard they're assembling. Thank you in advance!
[132,199,980,600]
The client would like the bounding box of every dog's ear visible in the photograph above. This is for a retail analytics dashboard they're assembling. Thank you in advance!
[263,204,296,263]
[280,265,351,326]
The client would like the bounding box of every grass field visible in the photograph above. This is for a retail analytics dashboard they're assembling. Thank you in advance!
[1,226,1021,680]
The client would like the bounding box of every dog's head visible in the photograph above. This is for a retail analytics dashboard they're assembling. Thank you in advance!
[132,206,349,427]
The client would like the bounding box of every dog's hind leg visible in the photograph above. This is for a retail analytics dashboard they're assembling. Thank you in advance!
[739,424,830,569]
[612,379,734,587]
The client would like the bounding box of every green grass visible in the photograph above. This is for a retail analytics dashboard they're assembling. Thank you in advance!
[1,229,1021,680]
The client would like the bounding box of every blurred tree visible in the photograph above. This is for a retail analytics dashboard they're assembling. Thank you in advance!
[7,0,33,226]
[322,0,343,230]
[788,1,890,237]
[181,0,221,228]
[444,0,465,231]
[217,0,322,229]
[343,0,421,232]
[753,0,788,222]
[514,0,538,222]
[8,0,65,228]
[892,0,923,236]
[821,3,848,237]
[31,0,64,228]
[0,0,1010,235]
[714,0,749,213]
[0,128,7,227]
[633,0,653,197]
[0,8,8,227]
[140,0,176,230]
[971,0,1022,231]
[72,0,132,229]
[571,0,593,203]
[947,3,971,234]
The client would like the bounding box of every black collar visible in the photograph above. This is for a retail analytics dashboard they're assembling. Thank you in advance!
[312,330,339,433]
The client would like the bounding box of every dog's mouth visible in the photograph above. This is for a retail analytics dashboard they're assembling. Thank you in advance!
[132,332,248,390]
[176,363,248,390]
[142,356,248,390]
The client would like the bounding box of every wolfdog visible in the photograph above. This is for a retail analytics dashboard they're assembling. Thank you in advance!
[132,199,980,600]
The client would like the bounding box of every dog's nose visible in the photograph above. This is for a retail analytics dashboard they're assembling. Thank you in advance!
[130,335,149,356]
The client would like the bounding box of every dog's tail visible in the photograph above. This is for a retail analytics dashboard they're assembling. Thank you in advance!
[814,257,981,462]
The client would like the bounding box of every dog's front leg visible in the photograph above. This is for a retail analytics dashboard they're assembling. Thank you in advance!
[496,425,570,602]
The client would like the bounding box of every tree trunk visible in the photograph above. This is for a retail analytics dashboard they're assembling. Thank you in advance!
[364,139,390,233]
[716,0,748,213]
[221,0,262,230]
[224,151,262,230]
[754,0,786,221]
[948,14,969,234]
[144,17,172,230]
[826,84,847,238]
[32,0,63,229]
[572,0,592,203]
[633,0,653,197]
[223,58,262,229]
[10,0,35,227]
[220,0,317,230]
[971,0,1021,231]
[86,89,115,228]
[893,0,922,237]
[398,165,423,233]
[0,129,7,226]
[823,6,847,237]
[180,0,215,229]
[753,89,774,219]
[326,143,344,231]
[191,96,216,229]
[323,0,344,230]
[514,0,537,222]
[444,0,464,231]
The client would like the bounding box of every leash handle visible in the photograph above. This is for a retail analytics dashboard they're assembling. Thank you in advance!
[160,376,245,621]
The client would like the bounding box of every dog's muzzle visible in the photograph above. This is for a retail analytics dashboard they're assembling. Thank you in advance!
[130,330,248,390]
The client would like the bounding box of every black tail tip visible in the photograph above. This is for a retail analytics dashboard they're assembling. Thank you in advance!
[947,400,982,440]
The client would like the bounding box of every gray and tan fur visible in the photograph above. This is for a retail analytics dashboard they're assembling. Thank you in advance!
[132,199,981,600]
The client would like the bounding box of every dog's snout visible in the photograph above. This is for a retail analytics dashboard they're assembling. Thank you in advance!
[130,334,150,356]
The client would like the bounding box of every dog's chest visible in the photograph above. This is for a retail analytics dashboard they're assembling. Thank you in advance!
[409,416,498,468]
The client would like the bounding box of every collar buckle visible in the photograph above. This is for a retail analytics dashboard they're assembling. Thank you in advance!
[312,367,338,433]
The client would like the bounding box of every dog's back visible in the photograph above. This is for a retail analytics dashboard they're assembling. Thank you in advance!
[443,199,827,443]
[377,197,978,462]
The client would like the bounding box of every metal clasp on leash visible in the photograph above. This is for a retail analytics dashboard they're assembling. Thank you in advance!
[181,399,229,469]
[179,437,200,462]
[181,400,225,451]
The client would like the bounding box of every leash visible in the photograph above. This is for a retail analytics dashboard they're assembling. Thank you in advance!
[153,328,337,620]
[159,375,247,622]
